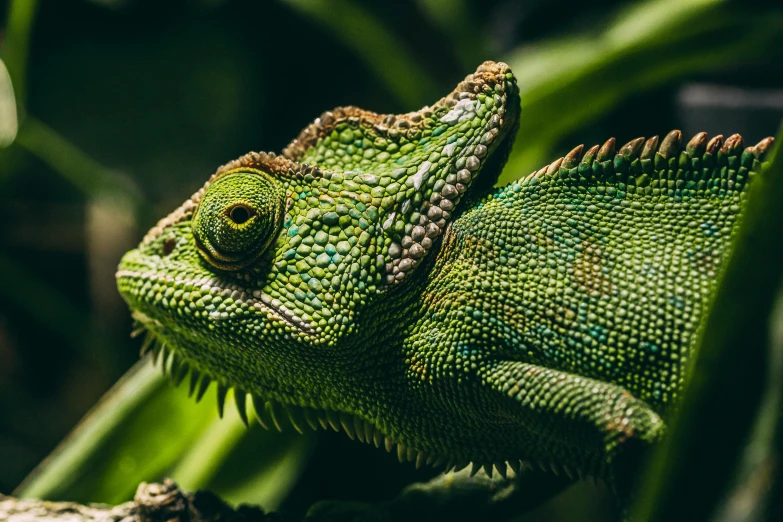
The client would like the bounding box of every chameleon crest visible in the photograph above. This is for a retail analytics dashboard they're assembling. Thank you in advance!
[117,61,774,484]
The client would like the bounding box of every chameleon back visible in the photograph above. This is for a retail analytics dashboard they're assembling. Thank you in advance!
[426,133,769,413]
[386,132,774,478]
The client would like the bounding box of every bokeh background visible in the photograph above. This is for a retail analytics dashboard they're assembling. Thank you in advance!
[1,0,782,520]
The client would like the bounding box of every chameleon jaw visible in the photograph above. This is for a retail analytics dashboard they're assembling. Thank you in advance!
[137,329,588,481]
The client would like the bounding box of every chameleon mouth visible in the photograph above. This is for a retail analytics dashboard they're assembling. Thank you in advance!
[116,267,316,337]
[130,321,588,481]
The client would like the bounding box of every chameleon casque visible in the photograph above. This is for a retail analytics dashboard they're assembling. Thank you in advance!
[116,61,775,495]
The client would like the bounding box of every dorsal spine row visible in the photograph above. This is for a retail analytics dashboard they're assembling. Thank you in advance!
[525,131,775,189]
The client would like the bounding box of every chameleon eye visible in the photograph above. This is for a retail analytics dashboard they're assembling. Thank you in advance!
[192,170,285,271]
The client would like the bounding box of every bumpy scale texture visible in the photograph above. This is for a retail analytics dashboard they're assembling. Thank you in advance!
[116,61,775,483]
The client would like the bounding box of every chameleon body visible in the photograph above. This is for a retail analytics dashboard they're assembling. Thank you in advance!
[116,62,775,483]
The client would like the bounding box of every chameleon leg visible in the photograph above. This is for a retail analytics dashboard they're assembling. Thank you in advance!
[479,360,665,483]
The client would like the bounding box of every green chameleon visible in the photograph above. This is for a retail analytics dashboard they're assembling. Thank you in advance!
[116,61,774,503]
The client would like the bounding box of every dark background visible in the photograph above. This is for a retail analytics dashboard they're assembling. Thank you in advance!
[1,0,782,520]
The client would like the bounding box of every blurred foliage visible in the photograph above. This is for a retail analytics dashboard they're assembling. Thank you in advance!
[0,0,782,521]
[502,0,783,183]
[16,359,312,508]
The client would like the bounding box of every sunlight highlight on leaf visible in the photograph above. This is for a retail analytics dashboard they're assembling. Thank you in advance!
[0,59,18,147]
[16,361,191,503]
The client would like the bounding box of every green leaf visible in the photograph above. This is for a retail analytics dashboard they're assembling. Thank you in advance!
[17,358,312,508]
[170,389,314,510]
[634,128,783,520]
[17,360,213,503]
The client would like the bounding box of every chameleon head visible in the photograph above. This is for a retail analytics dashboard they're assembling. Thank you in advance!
[116,61,520,451]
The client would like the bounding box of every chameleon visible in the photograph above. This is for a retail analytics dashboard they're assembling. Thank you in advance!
[115,61,775,494]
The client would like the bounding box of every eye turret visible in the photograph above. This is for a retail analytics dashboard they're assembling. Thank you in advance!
[192,170,285,271]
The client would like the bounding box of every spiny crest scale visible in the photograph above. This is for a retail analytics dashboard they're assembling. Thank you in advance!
[526,131,774,186]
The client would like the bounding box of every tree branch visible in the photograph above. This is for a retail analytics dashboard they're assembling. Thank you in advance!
[0,479,273,522]
[1,469,574,522]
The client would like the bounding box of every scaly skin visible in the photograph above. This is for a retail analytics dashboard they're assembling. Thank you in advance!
[116,61,775,485]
